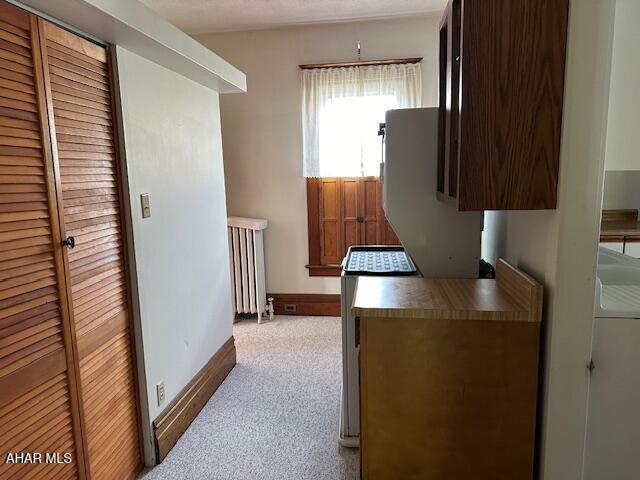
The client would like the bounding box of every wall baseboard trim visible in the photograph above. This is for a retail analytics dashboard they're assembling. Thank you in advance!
[153,336,236,462]
[267,293,341,316]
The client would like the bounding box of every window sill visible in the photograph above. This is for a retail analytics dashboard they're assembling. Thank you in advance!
[306,264,342,277]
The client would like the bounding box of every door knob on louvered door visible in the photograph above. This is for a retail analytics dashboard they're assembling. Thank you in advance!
[62,236,75,249]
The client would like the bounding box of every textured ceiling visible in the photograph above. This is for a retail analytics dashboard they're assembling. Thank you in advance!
[139,0,447,34]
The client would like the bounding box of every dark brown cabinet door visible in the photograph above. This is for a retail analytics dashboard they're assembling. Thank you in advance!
[438,0,569,211]
[0,4,84,479]
[39,20,142,480]
[437,0,461,204]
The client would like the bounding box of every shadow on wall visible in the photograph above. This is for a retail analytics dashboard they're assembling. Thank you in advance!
[481,211,508,268]
[602,170,640,211]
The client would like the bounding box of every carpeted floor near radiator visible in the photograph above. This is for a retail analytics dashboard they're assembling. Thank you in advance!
[139,315,359,480]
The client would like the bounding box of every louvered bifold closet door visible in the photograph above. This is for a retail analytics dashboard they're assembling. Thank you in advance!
[38,21,142,480]
[0,3,83,480]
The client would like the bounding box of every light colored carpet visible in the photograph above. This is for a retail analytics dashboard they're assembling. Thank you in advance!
[140,315,359,480]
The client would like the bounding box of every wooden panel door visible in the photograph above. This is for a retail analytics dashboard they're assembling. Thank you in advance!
[338,177,398,251]
[341,178,360,250]
[319,178,342,265]
[39,21,142,480]
[0,3,83,479]
[310,177,401,274]
[361,178,378,245]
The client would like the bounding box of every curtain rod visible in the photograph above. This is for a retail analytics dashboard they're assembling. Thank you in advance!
[299,57,422,69]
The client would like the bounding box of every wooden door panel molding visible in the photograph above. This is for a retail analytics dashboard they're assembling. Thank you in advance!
[319,178,342,265]
[342,178,360,253]
[361,178,378,245]
[306,177,401,276]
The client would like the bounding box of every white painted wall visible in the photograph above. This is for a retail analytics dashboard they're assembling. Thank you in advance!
[481,211,507,268]
[604,0,640,171]
[602,170,640,211]
[115,47,234,460]
[195,16,440,294]
[600,0,640,212]
[484,1,616,478]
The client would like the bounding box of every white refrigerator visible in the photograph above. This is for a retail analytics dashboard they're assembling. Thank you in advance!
[584,249,640,479]
[339,107,483,447]
[383,107,482,277]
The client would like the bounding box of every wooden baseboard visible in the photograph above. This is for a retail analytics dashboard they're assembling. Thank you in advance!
[268,293,341,316]
[153,337,236,462]
[306,264,341,276]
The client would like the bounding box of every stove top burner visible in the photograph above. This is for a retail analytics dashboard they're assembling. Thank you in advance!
[343,246,417,275]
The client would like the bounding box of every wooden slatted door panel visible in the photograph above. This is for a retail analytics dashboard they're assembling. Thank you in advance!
[39,21,141,480]
[0,3,81,479]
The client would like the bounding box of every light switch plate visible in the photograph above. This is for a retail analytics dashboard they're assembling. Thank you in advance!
[156,380,165,406]
[140,193,151,218]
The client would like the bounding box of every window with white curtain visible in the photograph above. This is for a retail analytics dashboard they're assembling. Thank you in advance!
[301,62,422,177]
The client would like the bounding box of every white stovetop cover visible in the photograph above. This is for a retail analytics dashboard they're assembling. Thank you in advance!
[596,247,640,318]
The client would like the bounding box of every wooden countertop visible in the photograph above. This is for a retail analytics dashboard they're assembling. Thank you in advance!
[601,209,640,237]
[352,259,542,322]
[600,222,640,237]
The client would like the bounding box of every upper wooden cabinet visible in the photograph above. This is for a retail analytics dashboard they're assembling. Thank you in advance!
[437,0,570,211]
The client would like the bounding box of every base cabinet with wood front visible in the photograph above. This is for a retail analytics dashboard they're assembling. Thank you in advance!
[354,260,543,479]
[0,2,141,479]
[437,0,570,211]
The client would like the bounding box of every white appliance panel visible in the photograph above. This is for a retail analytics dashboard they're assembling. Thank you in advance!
[383,108,482,278]
[584,316,640,480]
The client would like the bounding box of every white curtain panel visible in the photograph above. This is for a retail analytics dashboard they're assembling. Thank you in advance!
[302,63,422,178]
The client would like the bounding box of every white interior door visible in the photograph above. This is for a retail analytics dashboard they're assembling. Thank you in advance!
[583,316,640,480]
